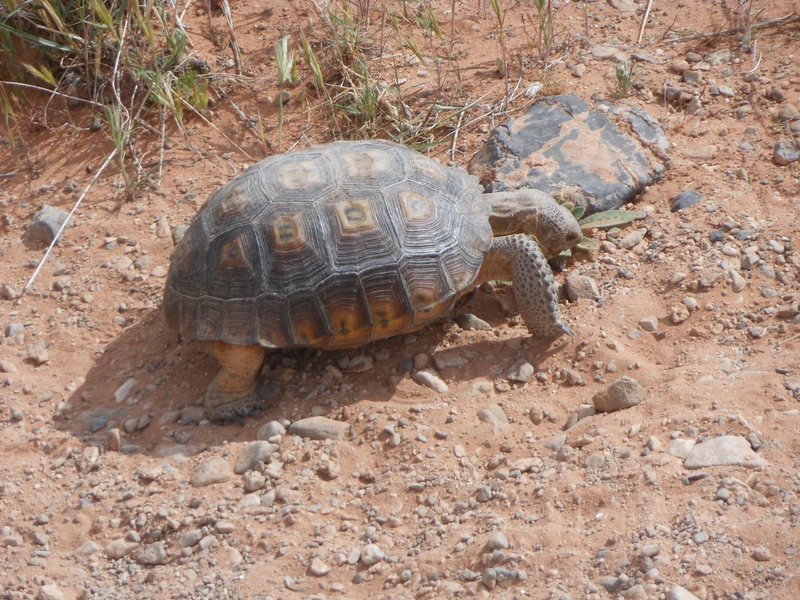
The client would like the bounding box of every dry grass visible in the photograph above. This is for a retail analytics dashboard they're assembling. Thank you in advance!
[0,0,208,197]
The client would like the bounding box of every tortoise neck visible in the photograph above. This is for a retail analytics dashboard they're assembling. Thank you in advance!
[485,190,545,237]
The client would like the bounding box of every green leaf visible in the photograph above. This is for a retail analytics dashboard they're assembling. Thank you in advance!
[579,209,644,231]
[576,237,600,251]
[570,205,586,220]
[0,22,75,53]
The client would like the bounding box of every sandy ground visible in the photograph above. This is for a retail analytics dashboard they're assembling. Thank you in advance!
[1,1,799,598]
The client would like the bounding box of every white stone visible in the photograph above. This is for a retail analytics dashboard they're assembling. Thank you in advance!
[191,456,234,487]
[288,416,350,440]
[683,435,768,469]
[114,378,137,403]
[412,369,448,393]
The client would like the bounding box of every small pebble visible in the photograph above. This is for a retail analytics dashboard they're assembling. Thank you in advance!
[593,376,645,412]
[309,557,330,576]
[485,531,509,551]
[506,361,534,384]
[412,369,448,393]
[638,316,658,332]
[671,189,703,212]
[360,544,385,566]
[693,531,709,545]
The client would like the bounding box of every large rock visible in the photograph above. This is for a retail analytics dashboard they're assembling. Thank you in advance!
[24,204,70,246]
[470,95,669,213]
[667,585,701,600]
[683,435,769,469]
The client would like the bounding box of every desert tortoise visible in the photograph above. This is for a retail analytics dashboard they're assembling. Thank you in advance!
[163,139,581,421]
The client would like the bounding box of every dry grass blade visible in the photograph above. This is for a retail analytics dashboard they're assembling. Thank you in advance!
[638,0,655,43]
[219,0,243,74]
[1,0,212,199]
[0,81,104,107]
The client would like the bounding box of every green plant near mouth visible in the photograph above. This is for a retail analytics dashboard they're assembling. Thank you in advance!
[559,201,645,252]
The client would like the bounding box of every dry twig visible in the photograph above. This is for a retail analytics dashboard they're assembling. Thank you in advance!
[0,81,104,108]
[180,98,254,159]
[219,0,243,74]
[24,150,118,293]
[638,0,655,44]
[449,99,468,161]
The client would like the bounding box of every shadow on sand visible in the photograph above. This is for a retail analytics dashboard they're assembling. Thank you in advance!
[60,286,570,457]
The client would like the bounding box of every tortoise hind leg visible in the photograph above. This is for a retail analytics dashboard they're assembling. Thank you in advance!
[205,341,267,422]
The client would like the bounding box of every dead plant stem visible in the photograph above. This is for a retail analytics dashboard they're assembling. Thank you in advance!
[0,82,103,108]
[220,0,243,75]
[24,149,118,293]
[637,0,655,43]
[449,99,467,160]
[180,98,254,159]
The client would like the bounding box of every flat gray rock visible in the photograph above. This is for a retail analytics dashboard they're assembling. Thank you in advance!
[773,139,800,166]
[477,404,509,433]
[288,416,350,440]
[191,456,234,487]
[37,585,67,600]
[565,273,600,301]
[135,542,169,566]
[235,441,279,474]
[257,420,286,440]
[470,95,669,213]
[432,349,470,370]
[671,189,704,212]
[455,313,491,331]
[683,435,769,469]
[506,361,534,384]
[105,539,138,559]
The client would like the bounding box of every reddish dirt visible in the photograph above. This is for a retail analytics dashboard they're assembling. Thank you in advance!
[1,1,799,599]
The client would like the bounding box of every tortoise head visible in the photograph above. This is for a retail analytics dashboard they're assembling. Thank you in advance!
[487,189,582,257]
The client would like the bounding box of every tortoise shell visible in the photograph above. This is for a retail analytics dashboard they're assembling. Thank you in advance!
[163,140,493,349]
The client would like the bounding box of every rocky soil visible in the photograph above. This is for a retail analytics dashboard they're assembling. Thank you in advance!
[1,1,799,599]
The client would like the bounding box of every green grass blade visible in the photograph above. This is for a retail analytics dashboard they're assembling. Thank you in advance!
[579,210,644,230]
[0,22,75,53]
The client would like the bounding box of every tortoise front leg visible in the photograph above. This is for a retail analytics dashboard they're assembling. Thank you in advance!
[479,234,572,339]
[205,341,267,421]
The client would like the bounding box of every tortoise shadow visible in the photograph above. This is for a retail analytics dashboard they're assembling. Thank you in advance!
[60,287,570,458]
